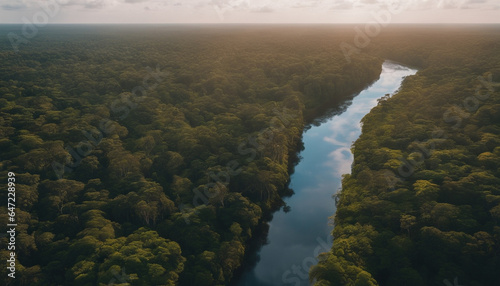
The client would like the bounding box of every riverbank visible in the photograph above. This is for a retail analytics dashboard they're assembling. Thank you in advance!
[311,28,500,285]
[236,62,417,286]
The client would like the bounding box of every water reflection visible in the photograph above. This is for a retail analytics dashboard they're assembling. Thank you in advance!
[237,62,417,286]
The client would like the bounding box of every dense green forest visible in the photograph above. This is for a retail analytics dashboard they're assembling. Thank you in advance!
[1,25,499,286]
[0,25,383,285]
[311,26,500,285]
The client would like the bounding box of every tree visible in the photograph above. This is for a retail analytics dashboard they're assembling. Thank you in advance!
[400,214,417,236]
[41,179,85,215]
[77,210,116,241]
[413,180,439,202]
[107,149,140,179]
[15,173,40,210]
[218,239,245,282]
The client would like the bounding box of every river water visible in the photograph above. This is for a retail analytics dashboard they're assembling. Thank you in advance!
[237,62,417,286]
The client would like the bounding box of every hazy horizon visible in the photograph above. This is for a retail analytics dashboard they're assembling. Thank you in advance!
[1,0,499,24]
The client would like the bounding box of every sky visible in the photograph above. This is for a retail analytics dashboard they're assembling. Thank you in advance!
[0,0,499,24]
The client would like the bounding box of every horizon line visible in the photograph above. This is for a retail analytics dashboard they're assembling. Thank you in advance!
[1,22,499,25]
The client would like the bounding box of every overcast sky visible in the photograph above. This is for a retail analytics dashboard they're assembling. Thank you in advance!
[0,0,499,24]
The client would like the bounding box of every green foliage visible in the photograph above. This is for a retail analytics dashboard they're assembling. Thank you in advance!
[312,26,500,286]
[4,25,498,286]
[0,25,383,285]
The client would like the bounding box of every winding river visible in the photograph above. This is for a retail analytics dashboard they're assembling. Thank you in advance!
[237,61,417,286]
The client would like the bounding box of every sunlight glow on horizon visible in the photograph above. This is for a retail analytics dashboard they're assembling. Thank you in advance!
[0,0,499,24]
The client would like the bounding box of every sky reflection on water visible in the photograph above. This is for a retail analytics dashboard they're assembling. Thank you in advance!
[238,62,417,286]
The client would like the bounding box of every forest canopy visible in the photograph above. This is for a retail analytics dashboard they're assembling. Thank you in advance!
[0,25,382,285]
[311,25,500,286]
[1,24,499,286]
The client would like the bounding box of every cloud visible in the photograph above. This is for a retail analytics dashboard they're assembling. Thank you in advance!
[292,0,324,9]
[327,146,353,176]
[329,0,355,10]
[464,0,487,3]
[1,0,498,22]
[439,0,467,9]
[252,6,275,13]
[1,3,27,10]
[0,0,32,11]
[460,0,499,9]
[84,0,107,9]
[324,0,493,11]
[406,0,489,10]
[53,0,118,9]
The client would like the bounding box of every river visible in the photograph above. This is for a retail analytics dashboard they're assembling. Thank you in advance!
[237,61,417,286]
